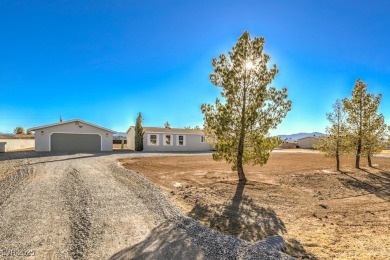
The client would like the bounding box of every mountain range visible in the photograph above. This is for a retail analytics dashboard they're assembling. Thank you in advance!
[278,132,324,141]
[113,132,127,137]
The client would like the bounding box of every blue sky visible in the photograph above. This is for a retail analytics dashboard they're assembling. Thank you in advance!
[1,0,390,135]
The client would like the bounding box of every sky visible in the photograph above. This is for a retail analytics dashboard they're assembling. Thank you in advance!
[1,0,390,135]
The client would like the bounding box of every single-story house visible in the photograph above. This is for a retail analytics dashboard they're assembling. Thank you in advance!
[297,136,320,149]
[28,119,115,152]
[126,126,213,152]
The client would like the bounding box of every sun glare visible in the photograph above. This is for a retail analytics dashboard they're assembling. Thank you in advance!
[245,61,254,70]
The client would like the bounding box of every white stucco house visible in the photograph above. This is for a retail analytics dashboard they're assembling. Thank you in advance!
[28,119,115,152]
[126,126,213,152]
[297,136,320,149]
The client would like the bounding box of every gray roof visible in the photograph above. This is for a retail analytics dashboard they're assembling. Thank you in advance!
[28,119,116,133]
[127,126,204,135]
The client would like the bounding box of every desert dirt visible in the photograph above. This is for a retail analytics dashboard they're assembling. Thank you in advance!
[0,152,289,260]
[0,153,180,259]
[121,151,390,259]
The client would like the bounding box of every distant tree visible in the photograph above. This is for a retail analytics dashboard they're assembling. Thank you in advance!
[201,31,291,182]
[343,79,386,168]
[135,112,144,151]
[361,104,388,167]
[183,126,200,130]
[315,100,350,171]
[60,116,63,122]
[164,121,171,129]
[13,126,25,135]
[26,129,33,135]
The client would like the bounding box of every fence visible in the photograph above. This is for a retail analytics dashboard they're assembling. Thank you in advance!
[0,139,35,152]
[113,140,127,144]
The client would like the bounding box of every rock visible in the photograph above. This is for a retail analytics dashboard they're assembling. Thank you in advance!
[319,204,328,209]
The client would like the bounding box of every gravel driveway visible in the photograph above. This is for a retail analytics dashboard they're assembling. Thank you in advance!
[0,152,290,259]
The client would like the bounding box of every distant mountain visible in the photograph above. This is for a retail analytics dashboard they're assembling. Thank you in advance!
[278,132,324,141]
[113,132,126,137]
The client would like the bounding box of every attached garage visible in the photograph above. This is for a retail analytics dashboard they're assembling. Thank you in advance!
[28,119,115,152]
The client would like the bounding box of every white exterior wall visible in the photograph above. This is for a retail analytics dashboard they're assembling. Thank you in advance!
[34,122,113,152]
[297,137,320,149]
[142,133,212,152]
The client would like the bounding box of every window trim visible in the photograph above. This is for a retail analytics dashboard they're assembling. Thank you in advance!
[147,134,159,146]
[163,134,173,146]
[176,134,186,146]
[200,136,206,143]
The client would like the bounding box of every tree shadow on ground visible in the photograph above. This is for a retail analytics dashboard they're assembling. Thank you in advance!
[340,169,390,202]
[109,217,293,260]
[285,238,318,260]
[109,221,205,260]
[188,181,316,259]
[189,181,286,241]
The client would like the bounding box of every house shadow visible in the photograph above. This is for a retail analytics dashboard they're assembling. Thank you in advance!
[0,150,138,164]
[0,150,211,164]
[188,181,317,259]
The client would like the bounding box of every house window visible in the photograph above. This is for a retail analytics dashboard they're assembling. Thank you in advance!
[163,134,173,146]
[176,135,186,146]
[148,134,159,145]
[200,136,206,143]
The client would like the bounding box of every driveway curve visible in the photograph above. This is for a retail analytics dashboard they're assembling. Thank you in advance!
[0,152,290,259]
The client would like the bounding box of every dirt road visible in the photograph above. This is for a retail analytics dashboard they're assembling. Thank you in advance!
[0,152,289,259]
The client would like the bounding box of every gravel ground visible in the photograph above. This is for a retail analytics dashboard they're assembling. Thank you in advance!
[0,151,290,259]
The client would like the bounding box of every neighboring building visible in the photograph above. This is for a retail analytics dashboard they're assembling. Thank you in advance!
[28,119,115,152]
[280,142,298,149]
[126,126,213,152]
[297,136,320,149]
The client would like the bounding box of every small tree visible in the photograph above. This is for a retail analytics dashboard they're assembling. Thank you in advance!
[201,31,291,182]
[134,112,144,151]
[164,121,171,129]
[13,126,25,135]
[343,79,384,168]
[362,108,388,167]
[315,100,350,171]
[26,129,33,135]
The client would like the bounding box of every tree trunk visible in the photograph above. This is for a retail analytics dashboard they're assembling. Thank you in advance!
[335,142,340,171]
[237,134,247,182]
[237,68,248,183]
[368,155,372,167]
[356,139,361,169]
